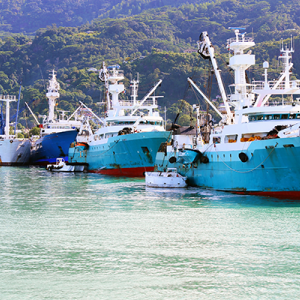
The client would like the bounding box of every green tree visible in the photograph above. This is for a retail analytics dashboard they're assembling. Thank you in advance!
[29,127,40,136]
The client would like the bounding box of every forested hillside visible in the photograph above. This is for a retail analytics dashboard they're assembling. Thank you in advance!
[0,0,300,128]
[0,0,205,34]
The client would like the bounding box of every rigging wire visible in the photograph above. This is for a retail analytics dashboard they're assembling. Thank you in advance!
[172,57,202,125]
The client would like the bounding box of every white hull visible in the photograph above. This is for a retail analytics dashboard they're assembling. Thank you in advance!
[50,165,85,172]
[46,158,85,172]
[47,164,75,172]
[0,139,31,165]
[145,170,187,188]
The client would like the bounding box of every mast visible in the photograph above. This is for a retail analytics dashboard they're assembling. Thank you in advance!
[130,74,139,106]
[46,70,60,122]
[99,63,124,118]
[0,95,16,138]
[98,62,163,120]
[99,62,111,111]
[226,28,255,112]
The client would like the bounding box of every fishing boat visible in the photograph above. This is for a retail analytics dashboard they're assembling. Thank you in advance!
[0,95,31,165]
[145,168,188,188]
[68,63,171,176]
[46,157,86,172]
[29,71,82,166]
[154,29,300,198]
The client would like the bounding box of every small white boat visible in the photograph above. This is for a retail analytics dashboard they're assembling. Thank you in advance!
[46,158,85,172]
[145,168,188,188]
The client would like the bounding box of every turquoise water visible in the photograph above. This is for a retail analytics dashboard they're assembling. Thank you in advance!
[1,167,300,299]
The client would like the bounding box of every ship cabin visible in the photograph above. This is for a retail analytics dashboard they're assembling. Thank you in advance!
[208,106,300,146]
[92,115,165,142]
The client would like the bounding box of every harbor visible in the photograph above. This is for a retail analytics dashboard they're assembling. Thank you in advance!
[1,166,300,299]
[3,28,300,197]
[2,0,300,298]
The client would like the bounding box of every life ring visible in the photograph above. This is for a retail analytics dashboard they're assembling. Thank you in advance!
[10,140,13,143]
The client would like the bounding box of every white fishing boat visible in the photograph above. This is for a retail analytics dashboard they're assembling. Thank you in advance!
[0,95,31,166]
[145,168,188,188]
[46,157,85,172]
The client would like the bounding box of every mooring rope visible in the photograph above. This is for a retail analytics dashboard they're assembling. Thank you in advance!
[213,142,278,174]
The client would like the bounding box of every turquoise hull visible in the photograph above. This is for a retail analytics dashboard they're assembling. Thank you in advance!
[69,131,171,177]
[155,137,300,198]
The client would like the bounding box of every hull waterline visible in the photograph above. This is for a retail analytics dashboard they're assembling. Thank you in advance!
[155,137,300,199]
[70,131,171,177]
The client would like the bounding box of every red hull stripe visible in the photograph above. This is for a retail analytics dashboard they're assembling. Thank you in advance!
[89,166,154,177]
[231,190,300,199]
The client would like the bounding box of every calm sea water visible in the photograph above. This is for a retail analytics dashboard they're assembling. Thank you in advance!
[1,167,300,299]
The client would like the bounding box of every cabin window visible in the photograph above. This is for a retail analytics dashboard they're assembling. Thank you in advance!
[213,137,221,144]
[225,134,237,143]
[250,113,297,121]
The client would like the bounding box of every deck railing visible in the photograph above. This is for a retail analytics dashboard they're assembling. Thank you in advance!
[252,80,300,90]
[228,36,254,44]
[118,99,158,107]
[0,95,16,101]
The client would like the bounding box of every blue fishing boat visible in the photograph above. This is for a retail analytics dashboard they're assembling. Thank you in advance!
[69,63,171,176]
[29,71,82,166]
[155,29,300,198]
